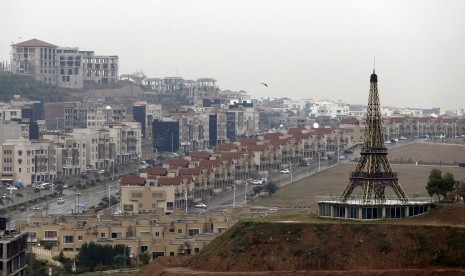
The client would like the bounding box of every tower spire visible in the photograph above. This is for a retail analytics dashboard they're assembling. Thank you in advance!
[339,70,408,203]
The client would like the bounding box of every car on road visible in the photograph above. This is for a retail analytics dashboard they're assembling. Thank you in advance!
[384,140,391,144]
[6,186,18,191]
[299,161,310,166]
[194,203,207,209]
[279,169,290,174]
[343,149,354,154]
[251,179,265,185]
[56,198,65,204]
[32,206,40,210]
[399,136,408,140]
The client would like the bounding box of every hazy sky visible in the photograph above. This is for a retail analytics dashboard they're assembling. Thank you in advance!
[1,0,464,110]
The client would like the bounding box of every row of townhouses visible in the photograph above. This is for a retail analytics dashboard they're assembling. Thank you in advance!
[10,39,118,89]
[15,206,271,260]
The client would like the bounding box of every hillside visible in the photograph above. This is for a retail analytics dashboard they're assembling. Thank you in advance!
[139,204,465,275]
[0,71,74,102]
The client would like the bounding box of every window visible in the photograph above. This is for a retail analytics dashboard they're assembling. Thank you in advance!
[188,229,200,236]
[169,252,175,256]
[155,232,160,237]
[140,245,148,252]
[78,236,83,241]
[63,236,74,243]
[100,232,106,238]
[44,231,57,238]
[178,229,182,234]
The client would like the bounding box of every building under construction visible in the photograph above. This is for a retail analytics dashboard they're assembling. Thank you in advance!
[317,70,433,220]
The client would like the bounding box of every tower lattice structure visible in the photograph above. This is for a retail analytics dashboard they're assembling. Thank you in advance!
[339,70,409,203]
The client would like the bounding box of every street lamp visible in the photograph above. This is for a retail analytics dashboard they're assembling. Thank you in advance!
[337,146,340,163]
[108,185,111,209]
[318,152,321,172]
[244,180,248,205]
[75,192,82,214]
[232,185,236,208]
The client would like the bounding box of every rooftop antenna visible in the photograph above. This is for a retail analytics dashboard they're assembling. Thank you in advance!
[373,57,376,73]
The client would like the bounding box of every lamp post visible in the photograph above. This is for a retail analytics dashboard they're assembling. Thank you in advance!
[244,180,248,205]
[108,185,111,209]
[289,162,293,183]
[233,185,236,208]
[185,190,188,213]
[337,146,340,163]
[75,192,81,214]
[318,152,321,172]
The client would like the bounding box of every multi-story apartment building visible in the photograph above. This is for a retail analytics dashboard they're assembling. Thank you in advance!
[56,47,83,89]
[0,219,28,276]
[16,208,244,261]
[0,138,38,187]
[10,39,58,85]
[133,101,162,140]
[11,39,118,89]
[81,51,118,86]
[64,102,126,133]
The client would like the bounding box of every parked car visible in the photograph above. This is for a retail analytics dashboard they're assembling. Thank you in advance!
[6,186,18,191]
[251,179,265,185]
[56,198,65,204]
[194,203,207,209]
[279,169,290,174]
[399,136,408,140]
[343,149,354,154]
[299,161,310,166]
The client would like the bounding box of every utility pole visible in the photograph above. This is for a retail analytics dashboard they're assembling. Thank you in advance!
[233,185,236,208]
[185,190,188,213]
[318,153,321,172]
[108,185,111,209]
[244,181,248,205]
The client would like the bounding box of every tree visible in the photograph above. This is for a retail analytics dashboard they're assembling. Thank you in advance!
[265,182,278,196]
[426,169,455,201]
[139,251,150,265]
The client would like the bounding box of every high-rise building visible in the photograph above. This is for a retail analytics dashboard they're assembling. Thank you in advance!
[11,39,118,89]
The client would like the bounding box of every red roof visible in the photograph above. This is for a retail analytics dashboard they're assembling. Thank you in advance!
[291,133,311,140]
[178,167,203,176]
[158,176,184,186]
[165,158,189,168]
[314,128,334,134]
[216,143,237,151]
[199,159,223,168]
[189,151,211,160]
[288,128,305,134]
[144,167,167,176]
[13,39,57,48]
[120,176,146,186]
[264,133,284,140]
[340,117,359,125]
[239,138,258,145]
[270,139,289,146]
[245,144,267,151]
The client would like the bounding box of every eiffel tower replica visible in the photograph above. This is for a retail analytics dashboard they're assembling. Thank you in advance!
[339,70,409,203]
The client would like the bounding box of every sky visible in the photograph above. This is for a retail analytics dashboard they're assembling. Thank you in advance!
[1,0,465,110]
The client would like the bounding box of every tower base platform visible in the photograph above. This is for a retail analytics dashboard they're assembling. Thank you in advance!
[316,196,434,220]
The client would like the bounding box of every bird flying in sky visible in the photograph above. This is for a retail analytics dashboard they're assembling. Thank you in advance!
[260,83,268,87]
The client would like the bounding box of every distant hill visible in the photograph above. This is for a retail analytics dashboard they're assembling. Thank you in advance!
[0,71,74,102]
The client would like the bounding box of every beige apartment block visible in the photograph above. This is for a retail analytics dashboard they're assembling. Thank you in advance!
[16,208,242,260]
[11,39,118,89]
[0,137,38,187]
[11,39,58,85]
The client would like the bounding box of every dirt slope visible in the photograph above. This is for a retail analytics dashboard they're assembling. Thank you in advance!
[138,205,465,275]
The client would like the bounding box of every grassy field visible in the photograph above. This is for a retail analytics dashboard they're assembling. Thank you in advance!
[255,142,465,211]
